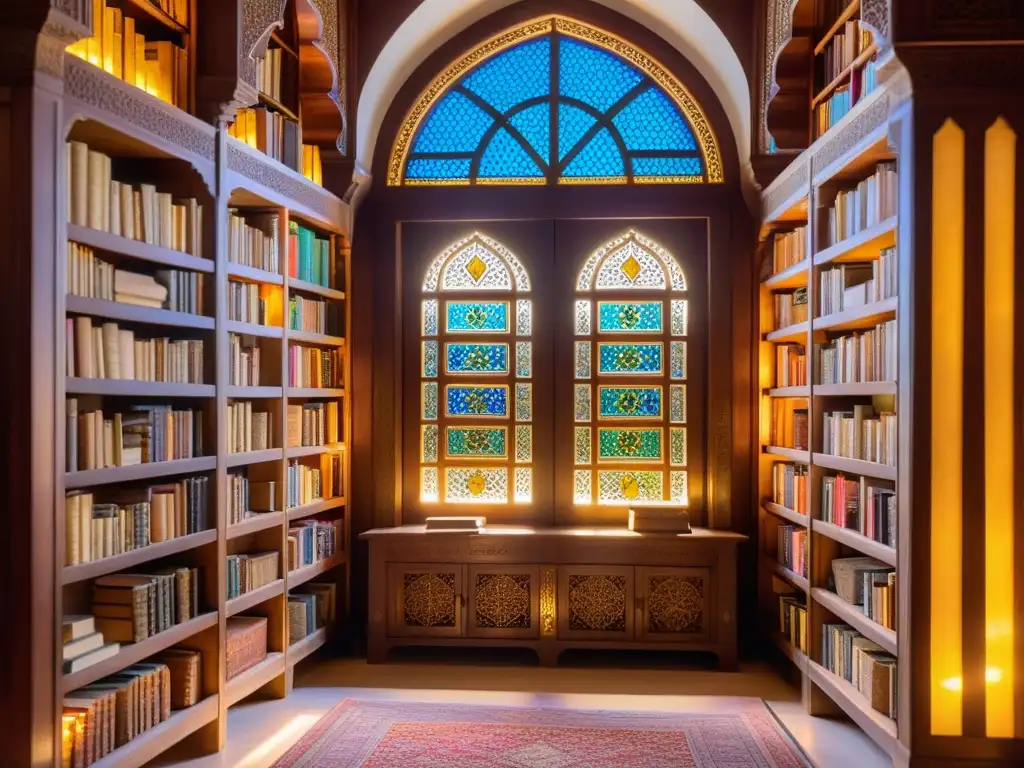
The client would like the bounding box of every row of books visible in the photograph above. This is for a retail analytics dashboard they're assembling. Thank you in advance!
[226,551,279,600]
[303,145,325,186]
[817,320,898,384]
[863,570,896,630]
[228,474,278,524]
[813,59,878,140]
[66,0,190,110]
[256,47,286,103]
[62,615,119,675]
[67,142,203,256]
[229,107,304,173]
[288,221,336,288]
[287,402,341,447]
[227,210,280,273]
[64,477,209,566]
[775,344,807,387]
[229,334,262,387]
[227,401,274,454]
[833,555,894,608]
[287,519,342,571]
[826,162,898,246]
[288,345,344,388]
[288,582,336,644]
[816,21,872,88]
[67,317,204,384]
[778,596,807,653]
[821,406,897,465]
[228,280,275,326]
[817,254,896,316]
[821,475,897,547]
[822,623,897,718]
[771,462,808,514]
[286,455,344,508]
[289,294,341,335]
[778,524,807,577]
[67,400,204,471]
[90,568,202,644]
[68,244,115,300]
[770,399,808,450]
[772,288,808,330]
[771,227,806,274]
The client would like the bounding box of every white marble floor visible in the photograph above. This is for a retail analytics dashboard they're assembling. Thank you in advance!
[155,657,891,768]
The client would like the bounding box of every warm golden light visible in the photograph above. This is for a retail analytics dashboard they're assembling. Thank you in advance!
[984,117,1016,738]
[236,714,320,767]
[931,119,965,737]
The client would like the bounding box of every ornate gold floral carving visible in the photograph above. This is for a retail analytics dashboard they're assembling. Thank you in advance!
[539,567,556,636]
[403,572,457,627]
[568,574,627,632]
[474,573,531,629]
[647,575,703,633]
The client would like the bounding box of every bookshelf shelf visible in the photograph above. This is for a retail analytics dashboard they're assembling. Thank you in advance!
[813,217,898,267]
[285,443,345,459]
[807,660,898,755]
[770,631,808,673]
[288,329,346,347]
[814,0,861,55]
[62,529,217,585]
[225,652,286,707]
[811,43,878,109]
[62,611,218,694]
[813,382,897,396]
[812,587,897,655]
[287,496,346,522]
[65,456,217,490]
[67,224,214,273]
[771,560,809,593]
[225,448,285,468]
[288,553,345,589]
[66,295,216,330]
[225,320,284,339]
[89,695,218,768]
[767,386,810,398]
[813,519,897,567]
[287,387,345,399]
[815,296,897,333]
[287,278,346,301]
[227,511,287,540]
[118,0,189,35]
[269,30,299,59]
[287,627,327,667]
[813,453,897,480]
[763,446,810,463]
[226,262,285,286]
[66,379,215,398]
[225,385,284,399]
[763,502,809,528]
[765,321,809,343]
[225,579,285,618]
[764,260,809,289]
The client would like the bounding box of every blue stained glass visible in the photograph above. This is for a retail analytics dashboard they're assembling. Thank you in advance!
[598,302,663,333]
[633,156,703,178]
[558,103,597,160]
[446,302,509,332]
[406,158,473,180]
[463,39,550,114]
[563,128,625,178]
[613,88,697,151]
[412,91,493,154]
[447,386,508,417]
[508,104,550,160]
[559,38,644,112]
[446,343,509,374]
[599,387,662,419]
[479,129,543,179]
[598,343,663,375]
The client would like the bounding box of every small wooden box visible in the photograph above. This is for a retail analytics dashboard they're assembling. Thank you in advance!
[225,616,268,680]
[628,506,691,534]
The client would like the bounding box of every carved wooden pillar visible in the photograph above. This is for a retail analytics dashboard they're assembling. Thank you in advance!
[0,4,88,765]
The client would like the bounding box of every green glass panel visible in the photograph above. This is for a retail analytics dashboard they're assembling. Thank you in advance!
[446,427,507,458]
[597,428,662,461]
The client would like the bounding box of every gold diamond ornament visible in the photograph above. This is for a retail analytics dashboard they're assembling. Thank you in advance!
[620,254,642,282]
[466,254,488,282]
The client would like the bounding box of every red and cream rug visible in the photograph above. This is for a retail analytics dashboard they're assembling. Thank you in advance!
[271,698,810,767]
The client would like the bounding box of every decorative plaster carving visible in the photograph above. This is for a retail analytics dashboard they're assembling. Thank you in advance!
[240,0,288,89]
[760,0,800,154]
[762,161,808,219]
[227,142,332,218]
[860,0,892,48]
[52,0,89,27]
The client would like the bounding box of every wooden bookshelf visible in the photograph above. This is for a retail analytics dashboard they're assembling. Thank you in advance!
[763,502,809,528]
[225,579,285,617]
[65,456,218,490]
[288,553,345,590]
[65,379,215,398]
[62,529,218,585]
[807,660,898,754]
[287,626,327,667]
[67,295,216,330]
[90,696,219,768]
[224,653,286,707]
[287,496,346,522]
[812,587,897,655]
[227,511,287,539]
[67,223,215,273]
[813,518,897,567]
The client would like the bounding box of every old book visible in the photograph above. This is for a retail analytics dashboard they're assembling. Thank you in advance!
[628,506,691,534]
[63,642,120,674]
[62,615,96,643]
[831,556,886,605]
[63,631,105,662]
[65,494,82,565]
[155,648,201,708]
[288,598,307,644]
[225,616,268,680]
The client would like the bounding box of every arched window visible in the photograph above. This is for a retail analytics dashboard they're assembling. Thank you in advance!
[420,233,533,505]
[572,230,689,506]
[388,15,722,186]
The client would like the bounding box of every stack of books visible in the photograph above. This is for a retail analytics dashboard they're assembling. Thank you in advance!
[826,162,898,245]
[226,616,268,680]
[772,288,809,328]
[288,583,336,643]
[66,400,204,470]
[775,344,806,387]
[153,648,202,709]
[777,524,807,576]
[823,622,897,718]
[228,474,278,524]
[226,551,279,599]
[771,227,806,273]
[627,506,690,534]
[821,406,897,465]
[228,282,273,325]
[769,399,808,450]
[91,569,201,643]
[227,210,280,272]
[816,319,898,384]
[67,317,204,383]
[778,596,807,652]
[62,615,120,674]
[286,455,343,507]
[229,107,303,172]
[287,519,342,570]
[303,145,324,186]
[289,294,340,335]
[226,401,274,454]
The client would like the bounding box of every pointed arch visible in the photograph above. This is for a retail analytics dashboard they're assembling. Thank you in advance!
[423,232,532,292]
[576,230,687,292]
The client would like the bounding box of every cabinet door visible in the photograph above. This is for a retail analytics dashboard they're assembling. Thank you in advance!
[635,566,710,643]
[466,565,539,639]
[557,565,634,641]
[388,564,464,638]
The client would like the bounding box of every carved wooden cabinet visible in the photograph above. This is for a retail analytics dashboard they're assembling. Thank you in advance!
[363,527,745,668]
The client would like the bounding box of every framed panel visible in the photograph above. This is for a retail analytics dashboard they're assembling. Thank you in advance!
[466,565,540,639]
[635,566,710,643]
[556,565,634,641]
[387,563,465,638]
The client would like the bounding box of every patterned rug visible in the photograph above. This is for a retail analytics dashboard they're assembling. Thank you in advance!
[272,698,810,767]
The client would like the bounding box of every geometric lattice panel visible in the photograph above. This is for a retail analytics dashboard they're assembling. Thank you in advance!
[403,572,458,627]
[646,574,703,634]
[473,573,532,629]
[567,574,627,632]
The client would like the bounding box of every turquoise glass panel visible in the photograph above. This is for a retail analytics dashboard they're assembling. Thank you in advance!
[446,302,509,333]
[633,156,703,178]
[446,343,509,374]
[599,387,662,419]
[412,91,493,154]
[462,38,550,113]
[598,343,663,375]
[508,104,550,159]
[447,427,507,458]
[598,428,662,461]
[563,128,625,179]
[479,129,543,179]
[559,38,644,112]
[446,386,508,417]
[598,302,663,333]
[612,88,696,151]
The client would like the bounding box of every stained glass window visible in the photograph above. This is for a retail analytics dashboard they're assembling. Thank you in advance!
[421,233,532,505]
[389,17,722,186]
[574,230,689,506]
